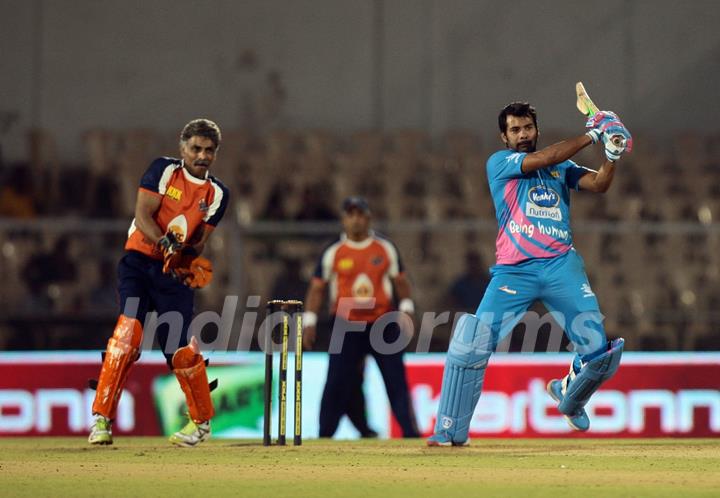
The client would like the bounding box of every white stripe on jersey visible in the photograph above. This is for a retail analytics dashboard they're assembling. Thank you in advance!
[320,240,343,305]
[375,237,400,300]
[204,179,225,222]
[374,237,400,277]
[157,163,179,195]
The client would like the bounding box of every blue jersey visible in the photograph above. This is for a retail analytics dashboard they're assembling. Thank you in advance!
[486,149,592,265]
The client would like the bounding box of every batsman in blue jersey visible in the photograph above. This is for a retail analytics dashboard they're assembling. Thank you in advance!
[428,102,632,446]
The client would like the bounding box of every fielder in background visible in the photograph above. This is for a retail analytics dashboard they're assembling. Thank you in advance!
[88,119,230,447]
[303,197,420,438]
[428,102,630,446]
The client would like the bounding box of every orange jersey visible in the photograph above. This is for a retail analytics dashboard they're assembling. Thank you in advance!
[125,157,230,259]
[313,232,404,322]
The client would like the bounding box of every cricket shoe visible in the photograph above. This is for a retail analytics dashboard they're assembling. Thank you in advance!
[169,418,211,447]
[88,414,113,445]
[546,379,590,432]
[426,432,469,447]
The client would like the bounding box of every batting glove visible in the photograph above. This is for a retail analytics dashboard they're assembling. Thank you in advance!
[604,138,625,162]
[585,128,602,144]
[586,110,620,129]
[602,119,633,162]
[585,110,618,144]
[601,121,633,152]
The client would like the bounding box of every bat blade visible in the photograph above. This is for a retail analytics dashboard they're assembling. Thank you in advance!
[576,81,600,117]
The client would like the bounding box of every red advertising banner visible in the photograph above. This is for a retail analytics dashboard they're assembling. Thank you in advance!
[2,353,718,439]
[0,356,167,436]
[0,352,328,439]
[398,354,720,438]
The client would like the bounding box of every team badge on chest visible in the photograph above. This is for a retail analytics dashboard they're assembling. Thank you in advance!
[351,273,374,302]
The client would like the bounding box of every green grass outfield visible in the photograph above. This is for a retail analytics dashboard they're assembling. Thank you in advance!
[1,438,719,497]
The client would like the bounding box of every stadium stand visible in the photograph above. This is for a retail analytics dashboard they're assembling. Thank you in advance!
[0,127,718,351]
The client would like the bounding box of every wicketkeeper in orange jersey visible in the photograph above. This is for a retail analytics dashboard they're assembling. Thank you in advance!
[88,119,229,447]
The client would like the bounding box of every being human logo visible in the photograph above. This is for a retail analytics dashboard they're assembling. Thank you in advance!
[441,416,453,429]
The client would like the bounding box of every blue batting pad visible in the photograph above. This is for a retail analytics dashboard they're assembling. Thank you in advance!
[433,313,494,442]
[558,338,624,416]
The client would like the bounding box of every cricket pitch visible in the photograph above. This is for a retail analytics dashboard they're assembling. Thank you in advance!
[1,438,718,497]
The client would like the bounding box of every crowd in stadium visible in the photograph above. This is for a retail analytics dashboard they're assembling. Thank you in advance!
[1,128,719,351]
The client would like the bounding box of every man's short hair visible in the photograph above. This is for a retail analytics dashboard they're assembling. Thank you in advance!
[180,119,222,149]
[498,102,538,134]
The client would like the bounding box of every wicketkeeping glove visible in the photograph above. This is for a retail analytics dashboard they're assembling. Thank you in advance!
[164,246,214,288]
[158,231,183,268]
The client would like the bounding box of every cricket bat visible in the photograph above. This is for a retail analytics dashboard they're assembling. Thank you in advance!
[576,81,628,149]
[575,81,599,117]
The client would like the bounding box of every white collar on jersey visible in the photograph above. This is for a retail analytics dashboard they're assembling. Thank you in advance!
[181,160,209,184]
[340,230,374,249]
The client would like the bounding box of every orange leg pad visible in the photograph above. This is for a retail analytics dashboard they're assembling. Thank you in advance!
[91,316,143,419]
[173,345,215,423]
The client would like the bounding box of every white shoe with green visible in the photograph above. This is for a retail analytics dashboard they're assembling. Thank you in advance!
[169,418,211,447]
[88,414,113,445]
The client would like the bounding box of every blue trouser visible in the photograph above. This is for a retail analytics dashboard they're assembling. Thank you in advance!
[117,251,194,368]
[434,250,606,441]
[320,319,419,438]
[478,249,605,357]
